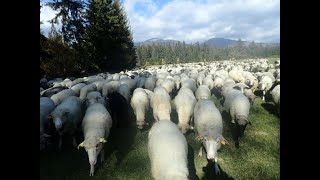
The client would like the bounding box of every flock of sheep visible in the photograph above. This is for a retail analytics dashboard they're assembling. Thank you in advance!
[40,58,280,179]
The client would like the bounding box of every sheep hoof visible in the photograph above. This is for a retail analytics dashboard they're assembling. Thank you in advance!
[214,164,221,175]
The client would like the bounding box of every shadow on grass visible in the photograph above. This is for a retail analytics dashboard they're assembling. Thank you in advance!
[202,160,234,180]
[188,144,200,180]
[221,111,240,148]
[261,102,279,118]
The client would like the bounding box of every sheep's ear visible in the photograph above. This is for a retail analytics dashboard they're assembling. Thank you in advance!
[99,138,107,143]
[77,142,85,149]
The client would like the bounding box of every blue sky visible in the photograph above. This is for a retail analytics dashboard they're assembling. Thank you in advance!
[40,0,280,43]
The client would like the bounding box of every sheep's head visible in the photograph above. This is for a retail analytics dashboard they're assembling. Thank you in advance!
[78,137,107,176]
[236,116,251,138]
[196,130,228,160]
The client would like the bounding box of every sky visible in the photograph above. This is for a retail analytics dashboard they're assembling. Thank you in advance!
[40,0,280,43]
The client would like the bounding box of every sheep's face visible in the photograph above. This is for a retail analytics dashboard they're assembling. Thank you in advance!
[202,136,220,160]
[52,112,68,131]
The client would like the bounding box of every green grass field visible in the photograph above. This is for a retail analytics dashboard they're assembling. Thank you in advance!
[40,94,280,180]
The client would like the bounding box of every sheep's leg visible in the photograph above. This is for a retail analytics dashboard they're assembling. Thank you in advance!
[72,136,77,147]
[230,111,235,123]
[214,157,221,175]
[262,91,265,101]
[58,137,62,150]
[198,146,203,157]
[100,149,104,164]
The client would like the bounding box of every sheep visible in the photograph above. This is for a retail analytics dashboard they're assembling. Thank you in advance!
[102,81,120,97]
[174,88,197,134]
[234,83,250,93]
[85,91,106,108]
[63,78,74,88]
[193,99,227,175]
[224,89,251,140]
[70,83,87,96]
[213,76,224,90]
[107,91,132,128]
[117,83,131,102]
[77,103,112,176]
[72,78,85,85]
[202,76,214,91]
[270,85,280,114]
[228,69,245,83]
[92,80,111,92]
[181,78,197,93]
[258,75,274,101]
[160,79,175,96]
[113,73,120,81]
[40,86,67,98]
[148,120,189,180]
[40,97,55,151]
[244,89,256,106]
[119,77,137,92]
[50,96,83,149]
[195,85,211,101]
[150,86,171,122]
[137,76,146,88]
[130,88,150,129]
[80,84,97,100]
[145,76,156,91]
[196,73,206,86]
[50,89,76,106]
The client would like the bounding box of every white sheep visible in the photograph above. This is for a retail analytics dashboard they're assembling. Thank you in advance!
[40,97,55,151]
[150,86,171,121]
[117,83,131,102]
[202,76,215,91]
[70,83,87,96]
[102,81,120,97]
[130,88,150,129]
[50,96,83,149]
[195,85,211,101]
[244,88,256,106]
[77,103,112,176]
[194,99,227,175]
[258,75,274,101]
[80,84,97,100]
[224,89,251,139]
[50,89,76,106]
[181,78,197,93]
[196,73,206,87]
[85,91,106,108]
[160,79,175,95]
[148,120,189,180]
[174,88,197,134]
[145,76,156,91]
[228,69,245,83]
[270,85,280,114]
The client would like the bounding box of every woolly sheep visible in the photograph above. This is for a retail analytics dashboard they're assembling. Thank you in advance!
[137,76,146,88]
[150,86,171,121]
[194,99,227,174]
[224,89,251,140]
[40,97,55,151]
[228,69,245,83]
[160,79,175,95]
[244,89,256,106]
[117,83,131,102]
[148,120,189,180]
[202,76,214,90]
[77,103,112,176]
[72,78,85,85]
[102,81,120,97]
[181,78,197,93]
[145,76,156,91]
[92,80,111,92]
[270,85,280,114]
[85,91,106,108]
[234,83,250,93]
[80,84,97,100]
[174,88,197,134]
[195,85,211,101]
[258,75,274,101]
[50,96,83,149]
[70,83,87,96]
[196,73,206,87]
[50,89,76,106]
[213,76,224,90]
[130,88,150,129]
[119,77,137,92]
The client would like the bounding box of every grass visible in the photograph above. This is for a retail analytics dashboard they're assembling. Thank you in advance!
[40,92,280,180]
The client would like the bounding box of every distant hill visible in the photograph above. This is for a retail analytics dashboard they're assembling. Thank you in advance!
[134,38,180,46]
[203,38,280,48]
[135,37,280,48]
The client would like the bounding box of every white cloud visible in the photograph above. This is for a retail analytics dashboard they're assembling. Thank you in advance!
[123,0,280,43]
[40,2,61,36]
